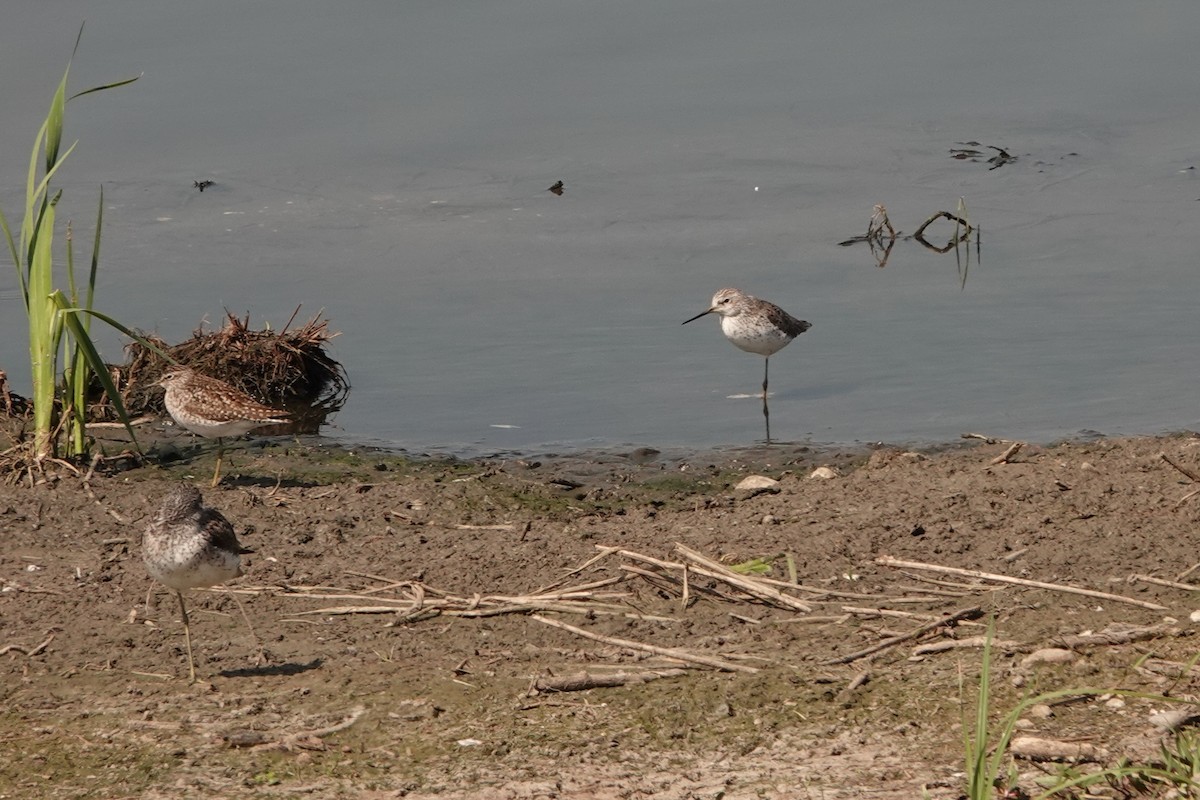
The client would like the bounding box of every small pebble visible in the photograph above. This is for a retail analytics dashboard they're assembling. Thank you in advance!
[1028,704,1054,719]
[736,475,779,491]
[1020,648,1075,667]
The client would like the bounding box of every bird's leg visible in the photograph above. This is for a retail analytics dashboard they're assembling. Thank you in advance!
[211,438,224,488]
[762,393,772,444]
[176,590,197,684]
[762,358,770,398]
[228,592,269,667]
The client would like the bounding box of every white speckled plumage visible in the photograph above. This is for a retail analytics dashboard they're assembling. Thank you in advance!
[683,287,811,394]
[143,483,251,682]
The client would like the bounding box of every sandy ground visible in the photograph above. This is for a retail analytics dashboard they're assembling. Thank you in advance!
[4,432,1200,798]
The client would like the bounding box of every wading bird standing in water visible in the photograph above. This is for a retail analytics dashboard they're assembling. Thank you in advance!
[683,287,811,442]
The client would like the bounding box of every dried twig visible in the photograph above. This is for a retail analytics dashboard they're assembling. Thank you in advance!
[841,606,943,622]
[822,606,983,665]
[1052,623,1177,649]
[912,636,1020,655]
[1160,453,1200,483]
[1132,574,1200,593]
[250,706,367,752]
[527,668,688,695]
[0,633,55,657]
[673,543,813,613]
[988,441,1024,465]
[875,556,1168,611]
[836,670,871,701]
[1010,736,1107,764]
[529,614,758,673]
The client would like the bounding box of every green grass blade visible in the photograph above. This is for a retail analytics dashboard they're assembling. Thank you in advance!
[64,223,86,455]
[63,307,176,364]
[85,186,103,320]
[19,117,51,278]
[44,57,70,172]
[0,208,21,304]
[70,75,142,100]
[51,292,143,454]
[29,202,60,457]
[965,618,994,799]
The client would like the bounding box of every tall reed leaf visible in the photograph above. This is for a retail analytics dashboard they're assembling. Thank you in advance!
[0,25,141,463]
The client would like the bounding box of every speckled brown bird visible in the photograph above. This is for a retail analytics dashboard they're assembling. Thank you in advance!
[142,483,253,682]
[157,367,288,486]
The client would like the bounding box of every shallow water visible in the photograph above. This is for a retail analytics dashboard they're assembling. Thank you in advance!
[2,3,1198,456]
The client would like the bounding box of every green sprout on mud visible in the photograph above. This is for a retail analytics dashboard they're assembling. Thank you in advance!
[962,620,1200,800]
[729,553,798,583]
[0,25,147,467]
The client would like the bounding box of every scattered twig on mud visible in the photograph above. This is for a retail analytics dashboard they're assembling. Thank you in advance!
[841,606,944,622]
[1132,574,1200,593]
[675,544,814,613]
[452,523,516,531]
[1160,452,1200,483]
[1051,623,1179,650]
[0,633,55,657]
[559,546,621,580]
[0,581,64,596]
[1136,658,1200,682]
[875,556,1169,611]
[838,670,871,699]
[988,441,1024,465]
[280,577,672,622]
[526,668,689,696]
[82,453,102,484]
[529,614,758,674]
[1175,488,1200,508]
[246,706,367,752]
[893,585,969,599]
[1010,736,1107,764]
[900,572,996,593]
[611,546,813,612]
[822,605,984,665]
[774,615,851,625]
[911,635,1021,656]
[344,569,408,585]
[1002,548,1029,563]
[1177,562,1200,583]
[81,463,130,524]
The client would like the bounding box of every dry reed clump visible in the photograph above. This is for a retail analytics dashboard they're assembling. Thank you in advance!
[99,310,349,433]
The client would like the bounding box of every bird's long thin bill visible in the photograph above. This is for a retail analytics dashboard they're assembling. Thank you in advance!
[681,309,714,325]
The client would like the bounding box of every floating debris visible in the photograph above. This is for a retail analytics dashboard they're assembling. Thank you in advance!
[192,179,215,192]
[949,142,1017,170]
[547,180,564,196]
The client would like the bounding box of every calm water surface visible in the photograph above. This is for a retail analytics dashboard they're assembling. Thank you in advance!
[2,3,1198,456]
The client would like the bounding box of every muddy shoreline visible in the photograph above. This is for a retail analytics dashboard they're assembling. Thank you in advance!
[3,430,1200,798]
